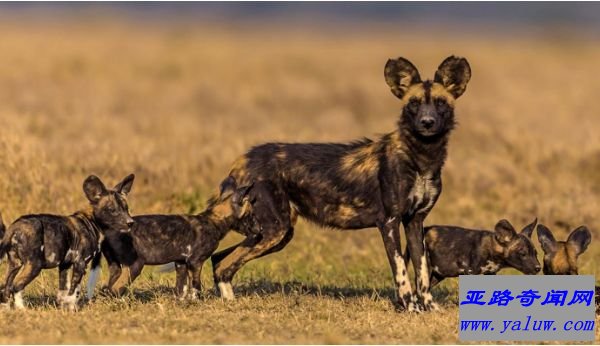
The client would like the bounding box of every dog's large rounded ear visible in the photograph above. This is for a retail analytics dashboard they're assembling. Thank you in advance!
[384,57,421,99]
[567,226,592,257]
[83,175,108,204]
[520,217,537,238]
[114,173,135,195]
[219,176,237,201]
[434,56,471,98]
[494,219,517,245]
[536,224,557,254]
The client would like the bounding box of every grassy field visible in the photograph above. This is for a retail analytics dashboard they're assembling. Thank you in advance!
[0,19,599,344]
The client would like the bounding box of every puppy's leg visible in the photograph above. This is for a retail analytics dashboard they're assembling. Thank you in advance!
[57,263,71,307]
[11,261,42,310]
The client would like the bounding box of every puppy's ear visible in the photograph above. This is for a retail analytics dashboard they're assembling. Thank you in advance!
[520,217,537,238]
[567,226,592,257]
[434,56,471,98]
[536,224,558,254]
[83,175,108,204]
[114,173,135,195]
[219,176,237,201]
[384,57,421,99]
[494,219,517,245]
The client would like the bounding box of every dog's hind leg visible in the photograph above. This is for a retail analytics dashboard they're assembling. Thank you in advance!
[11,261,42,309]
[1,258,22,308]
[213,229,288,300]
[187,258,207,300]
[211,227,294,272]
[174,262,188,299]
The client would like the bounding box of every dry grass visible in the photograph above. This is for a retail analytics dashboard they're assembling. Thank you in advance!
[0,19,599,344]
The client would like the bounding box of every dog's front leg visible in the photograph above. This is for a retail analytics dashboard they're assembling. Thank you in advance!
[63,261,86,311]
[404,215,439,311]
[57,263,71,308]
[377,216,417,312]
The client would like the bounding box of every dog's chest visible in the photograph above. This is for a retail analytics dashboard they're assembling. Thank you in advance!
[407,172,438,215]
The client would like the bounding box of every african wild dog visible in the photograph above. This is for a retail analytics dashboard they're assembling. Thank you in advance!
[210,56,471,311]
[536,224,591,275]
[405,218,540,286]
[0,174,135,310]
[87,178,281,300]
[536,224,597,312]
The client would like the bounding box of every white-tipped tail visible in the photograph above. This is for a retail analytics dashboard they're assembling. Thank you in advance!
[86,265,101,300]
[155,262,176,273]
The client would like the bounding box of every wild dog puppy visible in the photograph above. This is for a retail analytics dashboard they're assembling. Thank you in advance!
[536,224,591,275]
[0,174,135,310]
[212,56,471,311]
[406,218,540,287]
[88,178,270,300]
[536,224,596,311]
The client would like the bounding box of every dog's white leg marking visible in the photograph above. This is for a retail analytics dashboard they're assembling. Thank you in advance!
[13,291,25,309]
[218,282,235,300]
[393,251,417,312]
[419,254,440,311]
[62,284,80,312]
[179,284,189,301]
[189,287,199,300]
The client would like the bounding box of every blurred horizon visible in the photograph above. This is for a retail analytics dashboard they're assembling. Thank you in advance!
[1,2,600,39]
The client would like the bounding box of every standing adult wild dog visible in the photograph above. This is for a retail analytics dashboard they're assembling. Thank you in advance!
[211,56,471,312]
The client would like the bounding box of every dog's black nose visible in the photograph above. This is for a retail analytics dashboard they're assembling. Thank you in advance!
[420,117,435,129]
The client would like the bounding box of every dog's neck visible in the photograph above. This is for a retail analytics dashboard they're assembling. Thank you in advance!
[395,117,451,174]
[481,232,510,267]
[72,207,103,243]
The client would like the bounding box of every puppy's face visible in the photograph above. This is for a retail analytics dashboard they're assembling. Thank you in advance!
[537,224,591,275]
[494,218,541,275]
[83,174,135,232]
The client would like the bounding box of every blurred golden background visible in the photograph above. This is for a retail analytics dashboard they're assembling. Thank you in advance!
[0,3,598,343]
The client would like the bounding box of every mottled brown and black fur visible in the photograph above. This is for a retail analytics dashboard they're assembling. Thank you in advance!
[211,56,471,311]
[88,179,284,300]
[407,218,540,286]
[536,224,591,275]
[0,174,135,310]
[536,224,596,312]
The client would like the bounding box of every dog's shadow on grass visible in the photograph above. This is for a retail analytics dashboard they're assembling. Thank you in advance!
[18,280,457,310]
[233,279,458,306]
[100,279,458,309]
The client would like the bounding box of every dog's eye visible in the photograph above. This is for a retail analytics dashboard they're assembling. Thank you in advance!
[408,98,420,109]
[435,98,447,108]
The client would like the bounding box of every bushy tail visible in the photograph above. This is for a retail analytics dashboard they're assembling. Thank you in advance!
[86,252,102,299]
